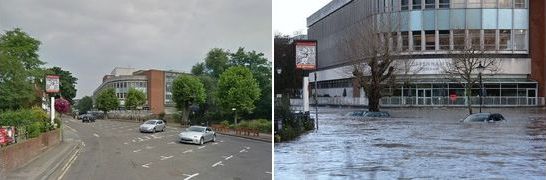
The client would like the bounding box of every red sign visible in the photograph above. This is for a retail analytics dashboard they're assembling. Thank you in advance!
[450,94,457,102]
[45,75,60,93]
[295,40,317,70]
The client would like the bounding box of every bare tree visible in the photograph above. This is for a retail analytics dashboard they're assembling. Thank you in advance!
[442,47,500,114]
[344,14,400,112]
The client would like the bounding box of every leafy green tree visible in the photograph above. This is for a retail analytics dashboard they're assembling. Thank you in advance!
[197,75,218,116]
[125,87,146,110]
[217,67,261,125]
[95,88,119,119]
[204,48,230,78]
[172,74,206,125]
[0,28,45,110]
[47,67,78,103]
[191,62,205,76]
[76,96,93,114]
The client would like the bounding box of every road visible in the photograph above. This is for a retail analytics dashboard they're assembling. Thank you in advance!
[275,107,546,179]
[61,118,271,180]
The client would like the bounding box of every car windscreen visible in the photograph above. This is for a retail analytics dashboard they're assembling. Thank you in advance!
[145,121,156,124]
[187,127,205,132]
[465,114,489,122]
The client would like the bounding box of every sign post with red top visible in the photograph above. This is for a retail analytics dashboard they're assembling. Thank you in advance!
[45,75,60,125]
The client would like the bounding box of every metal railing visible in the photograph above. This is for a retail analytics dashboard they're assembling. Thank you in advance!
[290,96,545,107]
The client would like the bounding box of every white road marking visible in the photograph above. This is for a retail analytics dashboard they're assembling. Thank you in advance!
[167,142,175,144]
[183,173,199,180]
[145,146,154,149]
[57,143,82,180]
[197,146,206,149]
[141,162,152,168]
[137,137,144,141]
[160,155,173,160]
[212,142,218,145]
[220,140,224,143]
[144,136,151,140]
[132,139,136,142]
[133,149,142,153]
[211,161,223,167]
[265,172,272,174]
[82,141,86,147]
[239,149,247,153]
[123,142,128,145]
[93,133,100,137]
[183,149,193,154]
[224,155,233,160]
[65,125,78,133]
[244,146,250,149]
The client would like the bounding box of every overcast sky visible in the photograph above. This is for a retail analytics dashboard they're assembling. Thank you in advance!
[0,0,271,98]
[273,0,330,36]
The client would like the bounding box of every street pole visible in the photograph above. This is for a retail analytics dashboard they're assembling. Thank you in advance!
[50,96,55,125]
[314,72,318,130]
[479,72,483,113]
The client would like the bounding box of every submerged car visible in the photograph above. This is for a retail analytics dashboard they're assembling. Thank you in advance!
[178,126,216,145]
[462,113,505,122]
[139,119,165,133]
[346,111,391,118]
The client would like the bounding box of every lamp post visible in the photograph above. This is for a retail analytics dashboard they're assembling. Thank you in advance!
[477,63,485,113]
[232,108,237,125]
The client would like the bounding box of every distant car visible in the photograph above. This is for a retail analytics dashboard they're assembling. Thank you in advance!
[346,111,390,118]
[81,114,95,123]
[462,113,505,122]
[178,126,216,145]
[139,120,165,133]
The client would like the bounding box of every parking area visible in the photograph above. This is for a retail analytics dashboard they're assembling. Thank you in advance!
[62,118,271,180]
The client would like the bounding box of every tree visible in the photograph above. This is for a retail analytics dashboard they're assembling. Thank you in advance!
[0,28,45,110]
[76,96,93,114]
[204,48,230,78]
[346,14,399,112]
[48,67,78,104]
[442,47,499,114]
[172,74,206,125]
[191,62,206,76]
[125,88,146,110]
[217,67,260,125]
[95,88,119,119]
[54,98,71,114]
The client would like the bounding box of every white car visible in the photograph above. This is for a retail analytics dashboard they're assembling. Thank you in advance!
[139,120,166,133]
[178,126,216,145]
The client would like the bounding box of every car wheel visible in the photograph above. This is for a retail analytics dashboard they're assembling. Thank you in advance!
[152,128,156,133]
[162,127,165,132]
[199,137,204,145]
[212,135,216,142]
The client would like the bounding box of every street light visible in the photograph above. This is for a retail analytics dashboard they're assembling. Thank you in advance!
[477,63,485,113]
[232,108,237,125]
[276,67,282,75]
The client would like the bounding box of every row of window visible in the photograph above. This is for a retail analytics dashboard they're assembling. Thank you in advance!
[380,0,526,12]
[387,29,526,52]
[108,81,148,89]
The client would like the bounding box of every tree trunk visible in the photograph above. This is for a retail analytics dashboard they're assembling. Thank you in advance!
[182,106,190,126]
[367,86,381,112]
[104,111,108,119]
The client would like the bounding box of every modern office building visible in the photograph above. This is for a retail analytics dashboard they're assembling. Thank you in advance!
[307,0,545,106]
[93,67,184,114]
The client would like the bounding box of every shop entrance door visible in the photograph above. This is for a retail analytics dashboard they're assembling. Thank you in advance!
[417,89,432,105]
[527,89,536,105]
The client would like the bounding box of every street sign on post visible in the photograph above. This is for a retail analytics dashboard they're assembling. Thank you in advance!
[295,40,317,70]
[45,75,60,93]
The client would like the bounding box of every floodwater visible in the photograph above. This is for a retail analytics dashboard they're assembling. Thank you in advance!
[275,107,546,179]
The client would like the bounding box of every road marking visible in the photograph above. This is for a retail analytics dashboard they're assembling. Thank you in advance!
[65,125,78,133]
[167,142,175,144]
[145,146,154,149]
[183,149,193,154]
[93,133,100,137]
[197,146,206,149]
[211,161,223,167]
[144,136,151,140]
[137,137,144,141]
[265,172,272,174]
[212,142,218,145]
[133,149,142,153]
[220,140,224,143]
[239,149,247,153]
[160,155,173,160]
[57,143,82,180]
[224,155,233,160]
[132,139,136,142]
[123,142,128,145]
[183,173,199,180]
[244,146,250,149]
[82,142,86,147]
[141,162,152,168]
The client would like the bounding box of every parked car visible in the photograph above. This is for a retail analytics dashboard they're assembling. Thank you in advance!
[346,111,391,118]
[139,119,165,133]
[178,126,216,145]
[81,114,96,123]
[462,113,505,122]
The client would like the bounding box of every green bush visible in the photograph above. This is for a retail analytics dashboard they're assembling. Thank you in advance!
[27,122,43,138]
[220,120,230,127]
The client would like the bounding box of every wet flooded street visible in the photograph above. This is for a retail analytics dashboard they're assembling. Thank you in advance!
[275,107,546,179]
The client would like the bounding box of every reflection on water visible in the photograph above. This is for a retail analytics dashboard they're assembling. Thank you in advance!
[275,108,546,179]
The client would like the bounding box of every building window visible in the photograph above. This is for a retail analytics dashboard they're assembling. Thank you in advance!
[391,32,399,51]
[402,32,409,51]
[451,0,465,8]
[425,31,435,50]
[401,0,409,10]
[483,0,497,8]
[439,0,450,8]
[439,30,450,50]
[425,0,435,9]
[413,0,422,10]
[467,0,481,8]
[499,29,512,50]
[469,30,481,49]
[484,30,496,50]
[514,0,525,8]
[513,29,526,50]
[453,30,465,50]
[499,0,512,8]
[413,31,422,51]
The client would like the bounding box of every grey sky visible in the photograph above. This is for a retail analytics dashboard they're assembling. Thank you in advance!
[0,0,271,98]
[273,0,330,35]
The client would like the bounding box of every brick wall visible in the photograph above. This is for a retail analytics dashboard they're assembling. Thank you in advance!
[530,0,546,97]
[0,129,61,172]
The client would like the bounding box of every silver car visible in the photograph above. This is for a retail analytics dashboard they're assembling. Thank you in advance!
[139,120,166,133]
[178,126,216,145]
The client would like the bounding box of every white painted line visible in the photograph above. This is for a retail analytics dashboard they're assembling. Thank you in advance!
[144,136,151,140]
[197,146,206,149]
[145,146,154,149]
[133,149,142,153]
[183,149,193,154]
[245,146,250,149]
[141,162,152,168]
[183,173,199,180]
[132,139,136,142]
[65,125,78,133]
[82,141,86,147]
[212,142,218,145]
[57,143,82,180]
[211,161,223,167]
[239,149,247,153]
[93,133,100,137]
[224,155,233,160]
[123,142,128,145]
[160,155,173,160]
[220,140,224,143]
[167,142,175,144]
[265,172,272,174]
